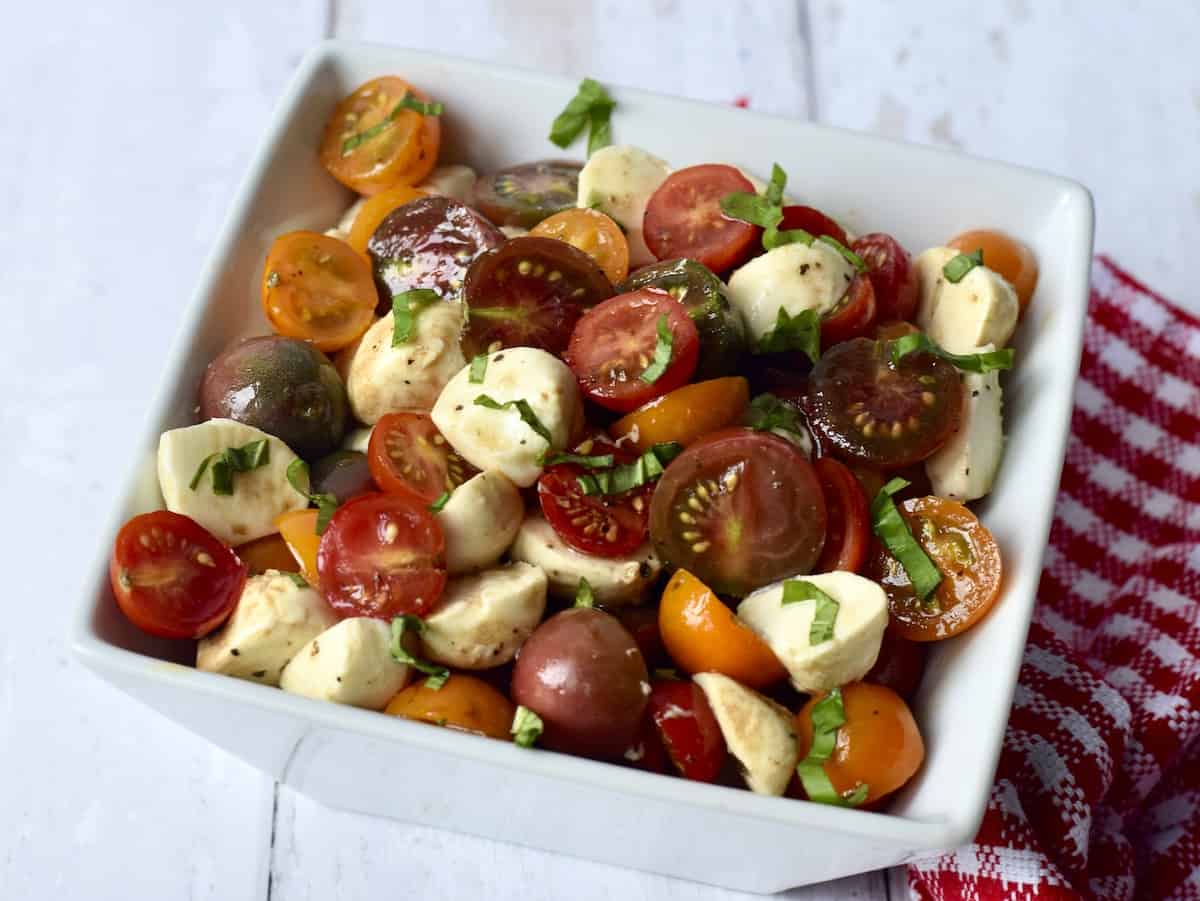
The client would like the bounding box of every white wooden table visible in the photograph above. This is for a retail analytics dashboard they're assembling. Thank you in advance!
[2,2,1195,899]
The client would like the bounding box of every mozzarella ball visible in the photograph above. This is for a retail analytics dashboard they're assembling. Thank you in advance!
[279,617,411,711]
[727,241,857,343]
[436,470,525,573]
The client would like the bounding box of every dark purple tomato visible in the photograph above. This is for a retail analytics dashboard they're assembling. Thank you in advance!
[308,450,375,503]
[473,160,582,229]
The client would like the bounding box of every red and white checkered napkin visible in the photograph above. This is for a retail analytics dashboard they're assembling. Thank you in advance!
[908,257,1200,900]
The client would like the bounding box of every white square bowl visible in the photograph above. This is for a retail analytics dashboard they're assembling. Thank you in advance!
[69,40,1094,893]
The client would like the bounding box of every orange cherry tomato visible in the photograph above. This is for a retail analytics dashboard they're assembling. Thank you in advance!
[275,509,320,584]
[864,496,1003,641]
[530,208,630,283]
[262,231,378,352]
[795,682,924,806]
[235,534,301,576]
[609,377,749,453]
[947,229,1038,312]
[346,184,426,254]
[385,674,516,740]
[319,76,442,195]
[658,570,786,689]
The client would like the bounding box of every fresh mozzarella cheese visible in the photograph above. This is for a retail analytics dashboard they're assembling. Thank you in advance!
[342,301,467,424]
[197,570,337,686]
[279,617,411,710]
[341,426,373,454]
[157,419,308,545]
[420,562,547,669]
[414,164,476,203]
[508,516,662,606]
[576,145,671,267]
[693,672,799,796]
[727,241,857,344]
[737,571,888,694]
[914,247,1019,354]
[430,347,582,487]
[926,344,1005,501]
[437,470,524,573]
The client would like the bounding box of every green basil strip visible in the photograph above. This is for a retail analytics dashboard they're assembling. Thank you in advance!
[817,234,868,273]
[428,491,452,513]
[943,248,983,283]
[392,289,440,345]
[795,688,870,807]
[754,306,821,363]
[640,315,674,384]
[719,190,780,230]
[870,478,942,600]
[575,442,683,496]
[762,224,814,251]
[189,439,271,496]
[388,615,451,688]
[781,580,841,645]
[473,394,553,445]
[587,103,613,155]
[889,331,1015,373]
[341,92,443,155]
[574,577,596,608]
[468,354,488,384]
[284,572,310,588]
[286,459,340,535]
[542,451,615,469]
[511,705,544,748]
[745,393,804,437]
[549,78,615,152]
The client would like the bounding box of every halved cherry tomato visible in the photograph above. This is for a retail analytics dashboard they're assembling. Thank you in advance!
[866,627,928,700]
[779,205,848,246]
[531,207,630,284]
[795,683,924,805]
[262,231,378,352]
[873,320,920,342]
[643,165,760,273]
[316,492,446,619]
[319,76,441,195]
[649,430,827,596]
[813,457,870,573]
[368,412,476,505]
[235,534,301,576]
[646,679,727,783]
[537,441,651,557]
[462,236,614,357]
[473,160,582,229]
[865,496,1003,641]
[947,229,1038,311]
[851,233,919,322]
[658,570,786,688]
[564,289,700,412]
[820,273,877,347]
[609,377,749,452]
[805,338,963,468]
[275,509,321,584]
[385,673,515,739]
[109,511,244,639]
[346,184,426,254]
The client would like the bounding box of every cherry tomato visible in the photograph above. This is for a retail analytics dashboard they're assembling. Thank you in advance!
[866,627,928,700]
[795,683,924,806]
[385,674,515,740]
[865,496,1003,641]
[649,429,826,596]
[319,76,441,195]
[643,165,760,273]
[473,160,582,229]
[531,207,630,283]
[367,196,505,308]
[368,412,476,505]
[614,605,667,668]
[346,184,426,254]
[947,229,1038,311]
[462,236,613,356]
[537,442,651,557]
[316,492,447,619]
[235,534,301,576]
[813,457,870,573]
[275,509,320,584]
[609,377,748,452]
[872,320,920,342]
[805,338,963,468]
[658,570,786,688]
[820,273,877,347]
[646,679,727,782]
[309,450,375,504]
[626,714,669,773]
[851,233,919,322]
[109,511,244,639]
[564,289,700,412]
[262,232,378,352]
[779,205,848,246]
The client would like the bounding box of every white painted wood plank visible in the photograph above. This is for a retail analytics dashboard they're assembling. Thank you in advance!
[0,2,325,899]
[807,0,1200,311]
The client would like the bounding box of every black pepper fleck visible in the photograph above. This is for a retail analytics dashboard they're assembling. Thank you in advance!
[252,670,266,678]
[799,264,810,275]
[230,649,240,656]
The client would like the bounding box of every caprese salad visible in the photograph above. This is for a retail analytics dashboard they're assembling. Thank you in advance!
[108,74,1038,808]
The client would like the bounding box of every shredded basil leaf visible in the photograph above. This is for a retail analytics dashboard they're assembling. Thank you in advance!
[870,478,942,600]
[652,668,682,681]
[388,615,451,687]
[473,394,553,446]
[542,451,615,469]
[423,670,450,690]
[719,190,781,230]
[511,705,544,748]
[781,580,841,644]
[889,331,1015,373]
[574,577,596,608]
[763,224,815,251]
[285,459,340,535]
[341,92,443,155]
[639,315,674,384]
[745,393,804,437]
[754,306,821,363]
[284,572,309,588]
[817,234,868,273]
[468,354,488,383]
[428,491,452,512]
[189,439,271,496]
[549,78,615,155]
[795,688,869,807]
[575,442,683,496]
[943,248,983,283]
[392,289,440,345]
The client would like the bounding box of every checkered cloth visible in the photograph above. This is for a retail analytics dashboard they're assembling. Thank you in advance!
[908,258,1200,899]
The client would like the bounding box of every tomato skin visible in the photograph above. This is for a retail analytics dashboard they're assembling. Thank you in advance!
[368,412,475,504]
[643,165,760,273]
[609,377,749,452]
[813,457,870,573]
[646,679,727,783]
[473,160,582,229]
[947,229,1038,311]
[316,492,447,620]
[531,207,631,283]
[820,273,877,347]
[235,534,301,576]
[779,205,848,246]
[275,509,320,584]
[385,674,515,740]
[110,512,245,639]
[537,442,651,557]
[851,233,918,322]
[866,628,928,700]
[346,184,426,254]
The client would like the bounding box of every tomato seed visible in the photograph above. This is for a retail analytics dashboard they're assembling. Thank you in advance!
[194,551,216,568]
[921,391,936,406]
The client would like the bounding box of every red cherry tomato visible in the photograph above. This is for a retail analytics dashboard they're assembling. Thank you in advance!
[643,165,760,273]
[813,457,870,573]
[646,679,727,783]
[109,512,245,639]
[316,492,447,619]
[850,233,918,322]
[820,272,877,347]
[564,289,700,412]
[626,711,669,774]
[368,412,477,504]
[614,605,668,667]
[779,205,848,246]
[537,441,651,557]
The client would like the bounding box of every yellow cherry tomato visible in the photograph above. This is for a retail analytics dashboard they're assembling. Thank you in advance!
[385,674,516,740]
[947,229,1038,312]
[609,377,749,452]
[347,184,426,254]
[275,509,320,584]
[531,208,630,283]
